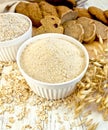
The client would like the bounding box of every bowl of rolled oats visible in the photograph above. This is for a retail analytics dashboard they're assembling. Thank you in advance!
[17,33,89,100]
[0,12,32,62]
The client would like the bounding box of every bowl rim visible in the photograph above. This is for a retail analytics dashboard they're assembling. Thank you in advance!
[0,12,32,46]
[17,33,89,87]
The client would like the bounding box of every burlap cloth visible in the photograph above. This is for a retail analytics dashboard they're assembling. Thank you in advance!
[0,0,30,13]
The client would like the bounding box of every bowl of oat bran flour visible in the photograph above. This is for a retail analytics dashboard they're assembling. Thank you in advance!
[0,13,32,61]
[17,33,89,100]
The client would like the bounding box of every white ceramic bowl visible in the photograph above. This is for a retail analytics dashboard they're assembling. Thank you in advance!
[0,13,32,62]
[17,33,89,100]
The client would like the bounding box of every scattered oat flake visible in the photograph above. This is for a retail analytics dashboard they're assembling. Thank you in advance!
[0,44,108,130]
[9,117,15,123]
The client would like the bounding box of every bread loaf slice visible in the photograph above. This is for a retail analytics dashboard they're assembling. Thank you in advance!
[77,17,96,43]
[56,6,78,24]
[63,20,84,42]
[94,20,108,40]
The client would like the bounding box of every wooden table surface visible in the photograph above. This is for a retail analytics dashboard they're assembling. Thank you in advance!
[0,40,108,130]
[0,0,108,130]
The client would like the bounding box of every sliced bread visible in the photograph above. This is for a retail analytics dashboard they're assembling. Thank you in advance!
[77,17,96,43]
[63,20,84,42]
[56,6,78,24]
[94,20,108,40]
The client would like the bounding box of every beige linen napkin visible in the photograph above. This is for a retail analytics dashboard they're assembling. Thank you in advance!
[0,1,18,12]
[0,0,29,13]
